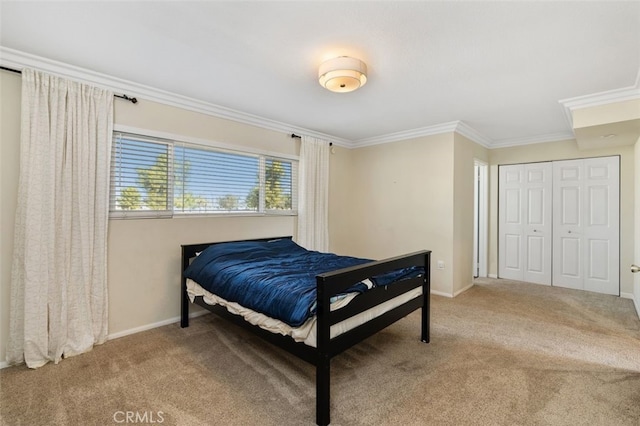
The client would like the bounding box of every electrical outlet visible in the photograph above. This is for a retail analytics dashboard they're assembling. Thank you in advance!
[437,260,445,269]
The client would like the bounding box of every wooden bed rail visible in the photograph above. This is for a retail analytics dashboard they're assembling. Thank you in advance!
[317,250,430,296]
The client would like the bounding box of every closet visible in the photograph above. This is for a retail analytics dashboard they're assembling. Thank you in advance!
[498,156,619,295]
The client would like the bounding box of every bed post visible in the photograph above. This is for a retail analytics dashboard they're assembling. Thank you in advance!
[421,251,431,343]
[316,354,330,426]
[316,275,330,426]
[181,246,190,328]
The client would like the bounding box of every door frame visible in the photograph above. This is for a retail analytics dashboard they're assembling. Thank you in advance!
[474,160,488,278]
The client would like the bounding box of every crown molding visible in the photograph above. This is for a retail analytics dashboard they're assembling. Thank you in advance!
[489,132,575,149]
[454,121,493,148]
[0,46,351,147]
[3,46,631,152]
[1,46,477,149]
[352,120,493,149]
[352,121,457,148]
[558,69,640,130]
[353,121,460,147]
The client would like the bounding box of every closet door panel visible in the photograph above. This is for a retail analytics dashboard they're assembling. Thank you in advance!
[552,157,619,295]
[553,160,584,289]
[499,165,525,281]
[503,235,521,271]
[523,163,552,285]
[583,157,619,295]
[499,162,552,285]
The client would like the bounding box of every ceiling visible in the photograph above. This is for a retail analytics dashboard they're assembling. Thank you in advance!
[1,1,639,147]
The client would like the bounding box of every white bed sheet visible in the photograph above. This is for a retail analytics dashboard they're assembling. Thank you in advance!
[186,279,422,348]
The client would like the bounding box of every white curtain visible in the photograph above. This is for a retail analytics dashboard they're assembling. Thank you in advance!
[8,69,114,368]
[296,136,330,252]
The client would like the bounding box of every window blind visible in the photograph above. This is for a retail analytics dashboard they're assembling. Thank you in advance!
[109,132,298,218]
[110,133,173,218]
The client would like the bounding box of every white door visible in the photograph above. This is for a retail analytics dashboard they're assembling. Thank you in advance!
[553,156,620,295]
[552,159,583,290]
[523,163,553,285]
[499,165,525,281]
[498,162,552,284]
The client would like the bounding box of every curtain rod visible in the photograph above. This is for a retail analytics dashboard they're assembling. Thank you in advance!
[290,133,332,146]
[0,66,138,104]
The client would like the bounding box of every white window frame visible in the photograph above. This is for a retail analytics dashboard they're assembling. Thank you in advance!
[110,126,298,219]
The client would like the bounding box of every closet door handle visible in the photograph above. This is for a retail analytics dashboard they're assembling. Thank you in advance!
[632,265,640,273]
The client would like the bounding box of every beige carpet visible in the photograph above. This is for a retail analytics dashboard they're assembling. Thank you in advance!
[2,278,639,426]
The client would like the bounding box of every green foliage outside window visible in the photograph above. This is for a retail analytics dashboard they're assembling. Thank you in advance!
[111,134,296,217]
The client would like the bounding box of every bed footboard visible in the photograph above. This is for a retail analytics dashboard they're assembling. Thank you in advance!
[314,250,431,425]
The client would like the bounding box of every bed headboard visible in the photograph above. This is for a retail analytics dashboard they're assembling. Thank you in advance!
[181,236,293,269]
[180,236,293,328]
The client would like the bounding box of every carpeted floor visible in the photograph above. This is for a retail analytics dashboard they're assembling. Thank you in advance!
[1,278,639,426]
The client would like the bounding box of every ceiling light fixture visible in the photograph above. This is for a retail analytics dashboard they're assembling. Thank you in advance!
[318,56,367,93]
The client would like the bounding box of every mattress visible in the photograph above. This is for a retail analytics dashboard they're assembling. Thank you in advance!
[183,238,422,327]
[186,278,423,348]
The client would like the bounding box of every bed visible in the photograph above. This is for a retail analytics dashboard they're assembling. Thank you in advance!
[180,236,431,425]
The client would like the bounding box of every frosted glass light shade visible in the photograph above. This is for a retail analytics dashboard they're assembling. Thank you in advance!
[318,57,367,93]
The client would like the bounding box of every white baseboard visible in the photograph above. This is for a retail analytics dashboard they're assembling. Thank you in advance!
[107,310,209,341]
[488,274,498,279]
[620,292,634,300]
[0,311,211,369]
[431,282,474,299]
[453,282,474,297]
[430,289,453,298]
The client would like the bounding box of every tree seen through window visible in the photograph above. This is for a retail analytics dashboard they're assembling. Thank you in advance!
[110,134,296,216]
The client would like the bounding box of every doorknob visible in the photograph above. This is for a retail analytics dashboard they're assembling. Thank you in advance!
[632,264,640,273]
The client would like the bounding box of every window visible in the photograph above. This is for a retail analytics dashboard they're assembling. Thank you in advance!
[110,132,297,218]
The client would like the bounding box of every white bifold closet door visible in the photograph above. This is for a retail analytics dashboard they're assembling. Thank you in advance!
[552,156,620,295]
[498,162,553,285]
[498,156,620,295]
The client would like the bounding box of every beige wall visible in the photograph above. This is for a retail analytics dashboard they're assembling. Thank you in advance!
[108,216,294,335]
[0,72,303,362]
[453,133,490,295]
[329,133,489,296]
[572,98,640,129]
[330,134,455,294]
[489,139,636,296]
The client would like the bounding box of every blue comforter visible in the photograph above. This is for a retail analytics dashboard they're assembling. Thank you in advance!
[183,238,421,327]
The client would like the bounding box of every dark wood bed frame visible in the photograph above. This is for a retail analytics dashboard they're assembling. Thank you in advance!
[180,237,431,426]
